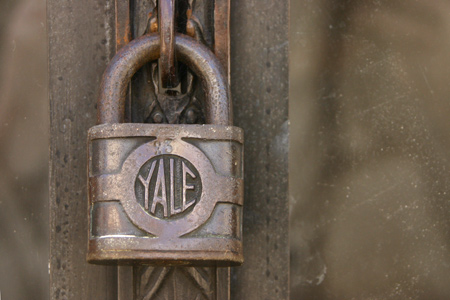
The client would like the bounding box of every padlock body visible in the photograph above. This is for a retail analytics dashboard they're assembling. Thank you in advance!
[87,123,243,266]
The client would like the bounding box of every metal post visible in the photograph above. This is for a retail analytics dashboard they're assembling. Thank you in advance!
[48,0,289,298]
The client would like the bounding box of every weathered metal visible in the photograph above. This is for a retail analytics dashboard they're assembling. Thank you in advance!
[115,0,132,51]
[97,34,231,126]
[88,33,244,266]
[148,59,200,124]
[158,0,178,88]
[49,0,288,298]
[214,0,231,77]
[113,2,234,298]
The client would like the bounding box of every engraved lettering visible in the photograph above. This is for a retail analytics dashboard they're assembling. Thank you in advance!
[169,159,181,215]
[151,159,168,217]
[137,160,157,210]
[135,155,202,219]
[182,161,196,211]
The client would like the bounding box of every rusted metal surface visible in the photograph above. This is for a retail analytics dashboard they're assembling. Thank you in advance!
[88,124,243,265]
[114,0,132,123]
[127,0,214,126]
[49,0,289,298]
[158,0,178,88]
[148,64,202,124]
[97,34,231,126]
[214,0,230,78]
[115,0,132,51]
[89,32,243,266]
[112,2,234,299]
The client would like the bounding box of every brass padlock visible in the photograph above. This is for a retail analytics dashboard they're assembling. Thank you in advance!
[87,33,243,266]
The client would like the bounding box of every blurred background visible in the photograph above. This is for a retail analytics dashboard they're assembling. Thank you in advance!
[1,0,450,299]
[0,0,48,299]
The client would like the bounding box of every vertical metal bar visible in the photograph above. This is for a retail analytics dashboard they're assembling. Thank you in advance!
[214,1,232,297]
[118,266,134,300]
[158,0,179,88]
[214,0,231,79]
[216,268,231,300]
[115,0,132,51]
[230,0,290,299]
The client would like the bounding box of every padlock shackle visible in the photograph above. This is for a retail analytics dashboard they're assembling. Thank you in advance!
[97,33,231,126]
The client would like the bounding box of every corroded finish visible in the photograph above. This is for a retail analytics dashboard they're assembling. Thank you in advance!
[158,0,178,88]
[88,32,243,266]
[87,124,244,265]
[97,33,231,126]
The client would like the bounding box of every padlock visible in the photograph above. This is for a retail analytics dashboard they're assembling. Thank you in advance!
[87,33,243,266]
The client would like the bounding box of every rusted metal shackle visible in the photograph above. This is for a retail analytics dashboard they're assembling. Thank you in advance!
[158,0,178,88]
[97,33,231,126]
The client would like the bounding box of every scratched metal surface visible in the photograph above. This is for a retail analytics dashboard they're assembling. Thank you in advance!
[290,0,450,299]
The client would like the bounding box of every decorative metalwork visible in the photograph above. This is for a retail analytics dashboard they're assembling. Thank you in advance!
[135,267,216,300]
[107,1,234,299]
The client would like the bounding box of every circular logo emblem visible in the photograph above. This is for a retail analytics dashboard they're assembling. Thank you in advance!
[134,154,202,220]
